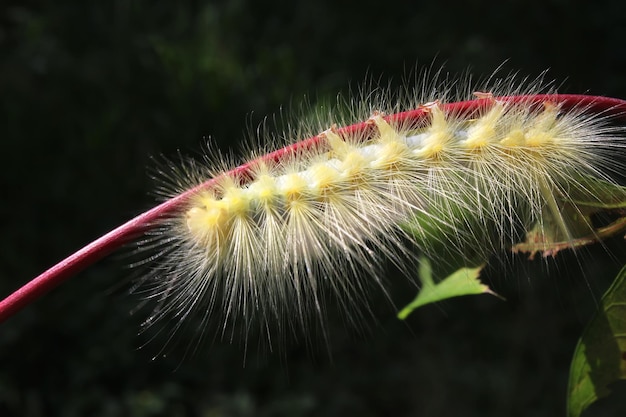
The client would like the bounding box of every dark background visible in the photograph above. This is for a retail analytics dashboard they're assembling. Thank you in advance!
[2,1,626,416]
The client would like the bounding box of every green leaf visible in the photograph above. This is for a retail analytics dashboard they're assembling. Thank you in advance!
[513,176,626,259]
[567,265,626,417]
[567,175,626,210]
[397,258,497,319]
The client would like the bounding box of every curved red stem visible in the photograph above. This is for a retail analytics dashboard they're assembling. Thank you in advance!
[1,94,625,323]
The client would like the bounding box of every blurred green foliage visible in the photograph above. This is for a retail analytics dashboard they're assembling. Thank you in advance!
[2,0,626,416]
[568,265,626,417]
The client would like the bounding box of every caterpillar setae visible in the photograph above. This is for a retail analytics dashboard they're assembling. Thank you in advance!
[2,72,626,346]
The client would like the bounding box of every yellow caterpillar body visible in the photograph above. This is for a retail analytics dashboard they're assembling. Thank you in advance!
[140,84,626,342]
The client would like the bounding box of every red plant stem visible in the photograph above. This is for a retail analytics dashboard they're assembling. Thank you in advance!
[1,94,625,324]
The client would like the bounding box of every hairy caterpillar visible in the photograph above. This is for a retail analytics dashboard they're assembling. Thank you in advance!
[2,73,626,348]
[135,82,626,344]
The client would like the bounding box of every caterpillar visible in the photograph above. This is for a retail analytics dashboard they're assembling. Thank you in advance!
[136,83,626,343]
[2,73,626,348]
